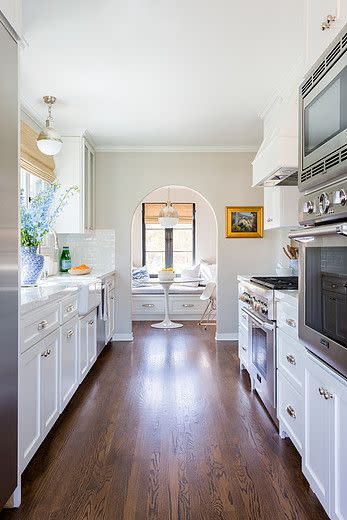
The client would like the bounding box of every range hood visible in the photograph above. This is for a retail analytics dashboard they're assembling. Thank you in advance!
[263,167,298,187]
[252,92,298,187]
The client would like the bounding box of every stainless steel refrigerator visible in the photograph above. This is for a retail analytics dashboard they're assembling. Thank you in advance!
[0,19,19,509]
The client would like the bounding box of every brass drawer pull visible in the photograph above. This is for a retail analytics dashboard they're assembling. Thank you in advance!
[88,320,94,325]
[65,304,75,313]
[41,350,47,357]
[182,304,194,308]
[286,354,296,365]
[319,387,325,396]
[67,329,75,338]
[142,303,155,308]
[47,349,51,356]
[241,346,247,352]
[110,296,114,300]
[286,405,296,418]
[286,318,296,328]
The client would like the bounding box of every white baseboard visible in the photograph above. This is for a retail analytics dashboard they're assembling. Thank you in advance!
[112,332,134,341]
[215,332,238,341]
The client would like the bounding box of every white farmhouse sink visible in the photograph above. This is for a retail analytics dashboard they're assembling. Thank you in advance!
[39,275,102,316]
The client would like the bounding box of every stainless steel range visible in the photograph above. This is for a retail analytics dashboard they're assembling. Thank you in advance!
[238,276,298,424]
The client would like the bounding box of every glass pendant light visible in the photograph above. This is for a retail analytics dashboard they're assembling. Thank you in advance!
[158,187,179,228]
[37,96,63,156]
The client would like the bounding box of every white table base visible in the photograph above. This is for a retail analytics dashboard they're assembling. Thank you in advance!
[150,280,183,329]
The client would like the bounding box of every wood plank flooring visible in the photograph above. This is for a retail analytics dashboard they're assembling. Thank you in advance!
[1,322,328,520]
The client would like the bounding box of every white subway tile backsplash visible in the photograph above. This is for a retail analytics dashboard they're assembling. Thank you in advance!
[57,229,115,272]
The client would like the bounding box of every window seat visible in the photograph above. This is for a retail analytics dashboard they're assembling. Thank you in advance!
[132,284,208,320]
[132,284,204,295]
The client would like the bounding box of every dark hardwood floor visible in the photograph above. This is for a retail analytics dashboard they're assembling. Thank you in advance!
[1,322,327,520]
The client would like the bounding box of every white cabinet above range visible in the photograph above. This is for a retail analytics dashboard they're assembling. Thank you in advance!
[54,134,95,234]
[264,186,299,230]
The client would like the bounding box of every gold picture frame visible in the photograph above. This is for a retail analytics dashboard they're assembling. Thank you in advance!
[225,206,263,238]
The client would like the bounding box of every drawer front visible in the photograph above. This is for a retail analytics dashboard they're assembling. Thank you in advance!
[170,297,207,314]
[239,306,249,331]
[105,275,115,292]
[238,326,249,365]
[278,372,304,454]
[21,302,60,353]
[61,294,78,323]
[132,296,164,314]
[277,300,298,339]
[277,329,304,394]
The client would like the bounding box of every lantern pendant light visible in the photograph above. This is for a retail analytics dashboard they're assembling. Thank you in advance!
[158,187,179,228]
[37,96,63,156]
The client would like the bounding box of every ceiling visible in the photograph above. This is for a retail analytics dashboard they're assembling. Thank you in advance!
[21,0,305,148]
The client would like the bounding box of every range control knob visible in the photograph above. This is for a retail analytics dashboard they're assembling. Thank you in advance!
[319,192,330,214]
[303,200,314,214]
[334,189,347,206]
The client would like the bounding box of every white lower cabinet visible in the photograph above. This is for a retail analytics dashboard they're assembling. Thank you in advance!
[304,353,347,519]
[108,288,115,341]
[79,309,97,382]
[60,316,79,412]
[19,329,60,471]
[278,372,304,454]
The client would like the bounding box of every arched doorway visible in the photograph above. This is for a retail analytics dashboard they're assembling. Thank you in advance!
[130,185,218,332]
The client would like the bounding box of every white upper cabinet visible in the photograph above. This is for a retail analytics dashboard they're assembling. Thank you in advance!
[264,186,299,230]
[0,0,22,38]
[306,0,347,70]
[54,134,96,234]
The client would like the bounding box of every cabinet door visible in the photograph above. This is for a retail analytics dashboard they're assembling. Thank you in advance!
[41,331,59,438]
[87,310,97,366]
[303,357,332,513]
[108,289,115,341]
[79,316,89,382]
[331,378,347,520]
[264,187,277,229]
[83,140,95,232]
[19,342,42,472]
[60,318,78,412]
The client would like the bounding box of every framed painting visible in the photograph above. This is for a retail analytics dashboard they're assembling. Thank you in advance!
[225,206,263,238]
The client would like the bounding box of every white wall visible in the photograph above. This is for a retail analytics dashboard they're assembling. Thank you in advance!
[96,151,283,338]
[131,186,216,267]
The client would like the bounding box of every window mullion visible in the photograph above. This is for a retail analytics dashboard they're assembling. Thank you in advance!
[165,228,173,268]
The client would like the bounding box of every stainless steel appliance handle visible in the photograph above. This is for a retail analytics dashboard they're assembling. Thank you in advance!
[242,308,275,331]
[289,223,347,241]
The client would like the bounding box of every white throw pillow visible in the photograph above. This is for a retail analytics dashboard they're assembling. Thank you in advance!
[200,260,217,283]
[180,264,200,286]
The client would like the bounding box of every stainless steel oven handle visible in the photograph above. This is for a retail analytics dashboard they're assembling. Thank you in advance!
[242,308,275,331]
[289,223,347,241]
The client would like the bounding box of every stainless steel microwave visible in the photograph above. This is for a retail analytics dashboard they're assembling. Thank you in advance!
[299,23,347,192]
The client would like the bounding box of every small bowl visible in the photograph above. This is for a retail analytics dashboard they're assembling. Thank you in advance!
[158,271,175,282]
[276,267,293,276]
[68,268,91,276]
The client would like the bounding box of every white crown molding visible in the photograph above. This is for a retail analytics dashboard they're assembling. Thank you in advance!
[95,145,258,153]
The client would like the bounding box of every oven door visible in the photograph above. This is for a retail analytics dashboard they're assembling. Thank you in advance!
[301,50,347,172]
[291,223,347,377]
[243,308,276,422]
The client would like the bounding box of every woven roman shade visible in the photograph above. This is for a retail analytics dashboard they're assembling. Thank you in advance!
[144,203,193,224]
[20,121,56,183]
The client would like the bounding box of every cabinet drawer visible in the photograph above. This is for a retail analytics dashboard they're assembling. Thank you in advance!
[277,300,298,339]
[239,306,249,331]
[21,302,60,353]
[277,329,304,394]
[132,296,164,314]
[104,275,115,292]
[238,326,249,364]
[61,294,78,324]
[278,372,304,454]
[170,297,206,314]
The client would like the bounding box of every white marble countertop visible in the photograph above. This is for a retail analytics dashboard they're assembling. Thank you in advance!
[21,269,116,313]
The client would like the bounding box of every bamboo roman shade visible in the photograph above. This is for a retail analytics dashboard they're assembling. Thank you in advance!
[144,203,194,224]
[20,121,56,183]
